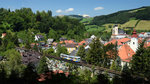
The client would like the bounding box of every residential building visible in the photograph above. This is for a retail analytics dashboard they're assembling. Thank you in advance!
[65,44,76,53]
[35,34,44,41]
[1,33,6,38]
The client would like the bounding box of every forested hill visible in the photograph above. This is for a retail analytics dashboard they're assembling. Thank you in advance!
[67,15,84,20]
[92,6,150,26]
[0,8,85,41]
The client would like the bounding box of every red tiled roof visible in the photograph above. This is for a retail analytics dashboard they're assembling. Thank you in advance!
[138,38,143,44]
[64,40,75,44]
[78,40,86,46]
[104,39,122,46]
[140,32,145,35]
[30,43,39,46]
[2,33,6,37]
[118,44,135,62]
[144,42,150,48]
[119,38,130,43]
[105,38,131,46]
[52,42,58,46]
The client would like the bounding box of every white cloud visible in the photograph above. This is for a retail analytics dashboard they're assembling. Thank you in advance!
[82,14,90,18]
[94,7,104,11]
[56,9,63,13]
[65,8,74,13]
[56,8,74,13]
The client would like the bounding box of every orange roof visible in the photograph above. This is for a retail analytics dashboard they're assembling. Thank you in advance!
[105,38,131,46]
[59,41,64,44]
[118,44,135,62]
[140,32,145,35]
[58,70,63,73]
[144,42,150,48]
[104,39,122,46]
[119,38,130,43]
[64,40,75,44]
[30,43,39,46]
[52,42,57,46]
[78,40,86,46]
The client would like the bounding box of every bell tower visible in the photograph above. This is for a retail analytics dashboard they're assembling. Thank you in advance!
[130,29,138,52]
[112,25,118,35]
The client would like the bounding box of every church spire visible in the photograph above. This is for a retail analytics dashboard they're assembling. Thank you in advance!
[131,29,138,38]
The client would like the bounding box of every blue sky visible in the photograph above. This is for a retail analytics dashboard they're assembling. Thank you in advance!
[0,0,150,17]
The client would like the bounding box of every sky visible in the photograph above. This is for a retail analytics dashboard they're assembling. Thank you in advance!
[0,0,150,17]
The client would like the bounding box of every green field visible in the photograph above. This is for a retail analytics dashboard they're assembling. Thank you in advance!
[120,20,150,30]
[121,20,138,28]
[85,25,105,32]
[80,18,93,24]
[135,20,150,30]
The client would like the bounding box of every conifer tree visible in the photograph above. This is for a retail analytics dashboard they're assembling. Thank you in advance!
[76,45,86,60]
[131,40,150,79]
[86,38,103,65]
[37,56,49,74]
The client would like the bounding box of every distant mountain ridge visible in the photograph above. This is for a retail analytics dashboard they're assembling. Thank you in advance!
[67,15,84,20]
[91,6,150,26]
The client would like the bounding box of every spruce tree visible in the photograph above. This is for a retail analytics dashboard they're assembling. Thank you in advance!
[37,56,49,74]
[86,38,103,65]
[131,40,150,79]
[76,45,86,60]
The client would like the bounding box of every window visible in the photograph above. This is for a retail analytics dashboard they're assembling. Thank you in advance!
[133,42,135,44]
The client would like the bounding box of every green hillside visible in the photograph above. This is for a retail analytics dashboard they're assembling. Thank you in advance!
[85,25,105,32]
[119,20,150,30]
[92,6,150,26]
[121,20,139,28]
[80,18,93,25]
[135,20,150,30]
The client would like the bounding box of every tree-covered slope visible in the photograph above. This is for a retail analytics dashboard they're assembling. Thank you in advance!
[92,6,150,26]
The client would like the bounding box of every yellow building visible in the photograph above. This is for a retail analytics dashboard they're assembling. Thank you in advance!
[65,44,76,53]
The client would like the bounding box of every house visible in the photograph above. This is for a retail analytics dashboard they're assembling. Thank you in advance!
[1,33,6,38]
[78,40,87,47]
[35,34,44,41]
[118,44,135,68]
[18,38,23,43]
[65,44,76,53]
[47,39,54,45]
[143,32,150,37]
[64,40,76,44]
[30,43,39,48]
[138,32,145,38]
[59,37,67,41]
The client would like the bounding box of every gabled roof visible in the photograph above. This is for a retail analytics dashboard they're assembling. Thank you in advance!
[104,39,122,46]
[104,38,131,46]
[118,44,135,62]
[78,40,86,46]
[64,40,76,44]
[119,38,130,43]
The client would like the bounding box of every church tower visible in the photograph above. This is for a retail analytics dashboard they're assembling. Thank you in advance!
[130,29,138,52]
[112,25,118,35]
